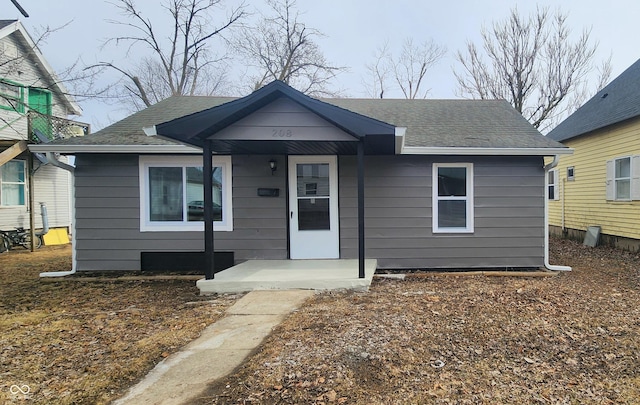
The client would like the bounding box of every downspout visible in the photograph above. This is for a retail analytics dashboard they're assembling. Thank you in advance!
[40,152,77,277]
[562,177,566,234]
[38,202,49,236]
[544,155,572,271]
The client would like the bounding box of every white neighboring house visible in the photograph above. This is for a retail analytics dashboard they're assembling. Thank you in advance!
[0,20,86,236]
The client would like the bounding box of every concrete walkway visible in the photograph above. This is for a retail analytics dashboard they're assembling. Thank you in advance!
[112,290,315,405]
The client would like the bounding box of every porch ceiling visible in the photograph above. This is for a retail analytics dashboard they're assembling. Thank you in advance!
[208,135,395,155]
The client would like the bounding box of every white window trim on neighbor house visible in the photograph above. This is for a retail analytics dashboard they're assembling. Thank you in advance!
[0,159,27,207]
[139,155,233,232]
[432,162,474,233]
[606,155,640,201]
[548,169,559,201]
[566,166,575,181]
[0,78,25,113]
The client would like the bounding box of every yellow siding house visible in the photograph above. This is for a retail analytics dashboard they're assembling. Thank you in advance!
[547,58,640,250]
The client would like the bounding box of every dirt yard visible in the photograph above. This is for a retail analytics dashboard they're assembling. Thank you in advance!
[197,239,640,404]
[1,239,640,404]
[0,245,240,404]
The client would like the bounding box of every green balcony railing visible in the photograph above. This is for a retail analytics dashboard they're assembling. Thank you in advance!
[27,110,90,143]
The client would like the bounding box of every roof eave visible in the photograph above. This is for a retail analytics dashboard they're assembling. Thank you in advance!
[28,144,202,154]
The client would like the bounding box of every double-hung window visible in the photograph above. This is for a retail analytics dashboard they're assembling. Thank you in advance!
[0,79,25,113]
[606,156,640,201]
[432,163,474,233]
[0,160,26,206]
[614,157,631,200]
[548,169,559,200]
[139,156,232,231]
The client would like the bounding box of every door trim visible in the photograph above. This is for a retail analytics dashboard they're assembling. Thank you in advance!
[288,155,339,259]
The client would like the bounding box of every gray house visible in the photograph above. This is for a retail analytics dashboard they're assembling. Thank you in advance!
[31,81,570,285]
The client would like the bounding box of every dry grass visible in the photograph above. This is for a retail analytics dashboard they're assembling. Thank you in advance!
[0,245,239,404]
[2,239,640,404]
[199,239,640,404]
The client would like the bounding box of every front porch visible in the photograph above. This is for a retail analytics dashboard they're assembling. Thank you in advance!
[196,259,377,294]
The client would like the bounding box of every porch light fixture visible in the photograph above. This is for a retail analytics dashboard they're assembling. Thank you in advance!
[269,159,277,175]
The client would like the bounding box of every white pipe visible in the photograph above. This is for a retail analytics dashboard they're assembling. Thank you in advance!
[544,155,572,271]
[40,155,77,277]
[561,178,566,232]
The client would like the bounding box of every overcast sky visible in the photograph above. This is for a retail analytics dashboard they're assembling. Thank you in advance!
[11,0,640,131]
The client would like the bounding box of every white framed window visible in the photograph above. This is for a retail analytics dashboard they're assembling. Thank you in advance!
[0,79,25,113]
[606,156,640,201]
[567,166,575,181]
[139,155,233,231]
[548,169,559,200]
[432,163,474,233]
[0,160,26,206]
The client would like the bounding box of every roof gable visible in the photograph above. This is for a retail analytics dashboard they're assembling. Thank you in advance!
[154,80,396,149]
[0,20,81,115]
[548,58,640,142]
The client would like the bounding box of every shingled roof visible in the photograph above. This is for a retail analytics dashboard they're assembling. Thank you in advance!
[0,19,17,29]
[327,98,560,149]
[32,82,567,154]
[548,58,640,142]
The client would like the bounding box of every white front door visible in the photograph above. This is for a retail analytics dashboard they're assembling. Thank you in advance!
[288,155,339,259]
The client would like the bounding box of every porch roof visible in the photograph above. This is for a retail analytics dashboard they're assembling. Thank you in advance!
[150,80,397,155]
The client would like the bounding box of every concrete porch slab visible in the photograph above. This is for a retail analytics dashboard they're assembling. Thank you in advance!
[197,259,377,294]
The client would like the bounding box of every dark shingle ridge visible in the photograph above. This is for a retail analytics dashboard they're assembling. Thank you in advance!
[548,58,640,142]
[0,20,18,30]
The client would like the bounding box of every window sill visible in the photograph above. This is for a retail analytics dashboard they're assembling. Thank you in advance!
[140,222,233,232]
[433,229,474,234]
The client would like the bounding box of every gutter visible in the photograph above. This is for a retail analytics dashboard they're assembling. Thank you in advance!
[543,155,572,271]
[28,144,202,154]
[39,153,77,277]
[401,146,573,156]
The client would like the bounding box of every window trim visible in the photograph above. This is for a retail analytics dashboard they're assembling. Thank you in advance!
[0,78,25,113]
[0,159,27,207]
[567,166,575,181]
[432,162,474,233]
[139,155,233,232]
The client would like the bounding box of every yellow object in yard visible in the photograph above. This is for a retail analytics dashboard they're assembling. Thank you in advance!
[42,228,70,245]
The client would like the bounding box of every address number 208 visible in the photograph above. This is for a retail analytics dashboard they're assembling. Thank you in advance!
[272,129,293,137]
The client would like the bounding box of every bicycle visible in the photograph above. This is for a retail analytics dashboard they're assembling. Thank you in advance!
[0,227,42,252]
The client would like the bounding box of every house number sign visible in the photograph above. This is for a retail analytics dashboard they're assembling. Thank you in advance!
[272,128,293,138]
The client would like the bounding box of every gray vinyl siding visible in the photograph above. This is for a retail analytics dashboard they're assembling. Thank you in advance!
[339,155,545,269]
[74,153,545,272]
[74,154,287,271]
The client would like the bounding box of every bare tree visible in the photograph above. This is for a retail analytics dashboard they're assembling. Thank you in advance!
[362,42,391,99]
[363,37,446,99]
[234,0,343,96]
[454,6,611,132]
[90,0,246,111]
[392,38,446,99]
